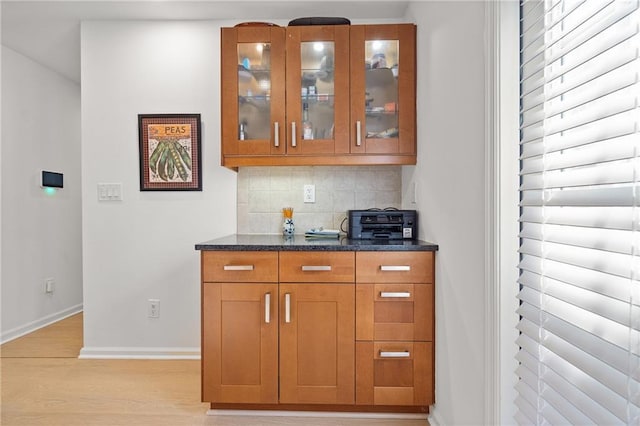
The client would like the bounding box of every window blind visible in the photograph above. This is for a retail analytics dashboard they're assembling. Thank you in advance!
[517,0,640,424]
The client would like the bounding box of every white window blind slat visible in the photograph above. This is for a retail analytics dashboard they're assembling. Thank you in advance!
[519,158,634,190]
[541,326,633,399]
[545,1,635,64]
[519,222,632,255]
[521,82,544,110]
[520,138,544,158]
[520,186,634,207]
[518,256,632,302]
[518,2,639,423]
[519,238,633,279]
[519,34,640,115]
[546,49,638,105]
[516,364,540,396]
[517,282,635,353]
[515,380,541,416]
[518,315,632,425]
[522,0,544,22]
[515,395,538,425]
[542,347,632,423]
[540,361,625,425]
[521,109,637,156]
[519,206,633,231]
[520,133,638,175]
[545,8,639,83]
[517,296,640,381]
[541,89,636,138]
[540,386,593,425]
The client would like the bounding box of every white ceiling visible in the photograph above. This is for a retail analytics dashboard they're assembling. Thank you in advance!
[1,0,410,83]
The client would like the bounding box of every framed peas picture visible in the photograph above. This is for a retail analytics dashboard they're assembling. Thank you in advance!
[138,114,202,191]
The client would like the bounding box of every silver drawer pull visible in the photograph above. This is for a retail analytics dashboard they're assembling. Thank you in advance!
[291,122,297,147]
[285,293,291,323]
[265,293,271,324]
[301,265,332,272]
[223,265,254,271]
[380,292,411,298]
[380,265,411,272]
[380,351,411,358]
[274,122,280,147]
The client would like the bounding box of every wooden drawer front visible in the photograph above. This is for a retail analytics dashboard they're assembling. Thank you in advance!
[356,341,433,406]
[280,252,355,283]
[356,252,433,283]
[356,283,433,341]
[202,251,278,283]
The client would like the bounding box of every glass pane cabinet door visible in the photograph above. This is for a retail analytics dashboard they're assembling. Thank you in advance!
[351,25,416,156]
[300,41,335,142]
[237,42,272,141]
[364,40,399,139]
[286,26,349,155]
[221,27,285,162]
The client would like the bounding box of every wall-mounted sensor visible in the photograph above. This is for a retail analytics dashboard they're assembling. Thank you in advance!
[42,171,63,188]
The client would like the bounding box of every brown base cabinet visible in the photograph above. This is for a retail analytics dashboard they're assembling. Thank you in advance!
[202,282,278,404]
[200,249,434,413]
[279,283,355,404]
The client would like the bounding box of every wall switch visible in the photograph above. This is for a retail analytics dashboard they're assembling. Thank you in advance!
[98,183,123,201]
[148,299,160,318]
[45,278,55,294]
[304,184,316,203]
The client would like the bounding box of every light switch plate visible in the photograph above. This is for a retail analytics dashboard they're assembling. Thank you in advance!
[98,183,123,201]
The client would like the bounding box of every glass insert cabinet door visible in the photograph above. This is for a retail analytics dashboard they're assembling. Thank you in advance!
[286,26,350,155]
[221,26,286,157]
[237,42,271,141]
[350,25,416,155]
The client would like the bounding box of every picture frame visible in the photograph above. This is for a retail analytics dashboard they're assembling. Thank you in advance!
[138,113,202,191]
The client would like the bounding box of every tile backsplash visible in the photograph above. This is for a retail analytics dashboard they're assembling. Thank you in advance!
[237,166,402,234]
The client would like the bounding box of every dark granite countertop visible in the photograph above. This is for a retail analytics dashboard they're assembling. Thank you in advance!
[195,234,438,252]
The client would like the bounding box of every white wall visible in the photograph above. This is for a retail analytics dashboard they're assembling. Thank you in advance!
[403,2,487,425]
[1,46,83,342]
[80,21,236,357]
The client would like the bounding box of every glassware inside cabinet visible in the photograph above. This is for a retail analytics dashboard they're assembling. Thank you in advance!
[237,42,272,140]
[364,40,399,139]
[300,41,335,140]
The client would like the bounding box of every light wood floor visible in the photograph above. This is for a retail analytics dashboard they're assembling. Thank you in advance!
[1,313,429,426]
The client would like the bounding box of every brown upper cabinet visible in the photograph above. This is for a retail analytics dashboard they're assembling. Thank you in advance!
[221,23,416,168]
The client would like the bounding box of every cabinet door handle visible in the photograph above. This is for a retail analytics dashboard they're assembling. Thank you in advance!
[291,122,297,147]
[380,351,411,358]
[285,293,291,323]
[301,265,332,272]
[223,265,254,271]
[265,292,271,324]
[380,291,411,298]
[356,120,362,146]
[380,265,411,272]
[274,122,280,147]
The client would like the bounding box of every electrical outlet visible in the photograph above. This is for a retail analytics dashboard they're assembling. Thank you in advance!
[148,299,160,318]
[304,184,315,203]
[45,278,55,294]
